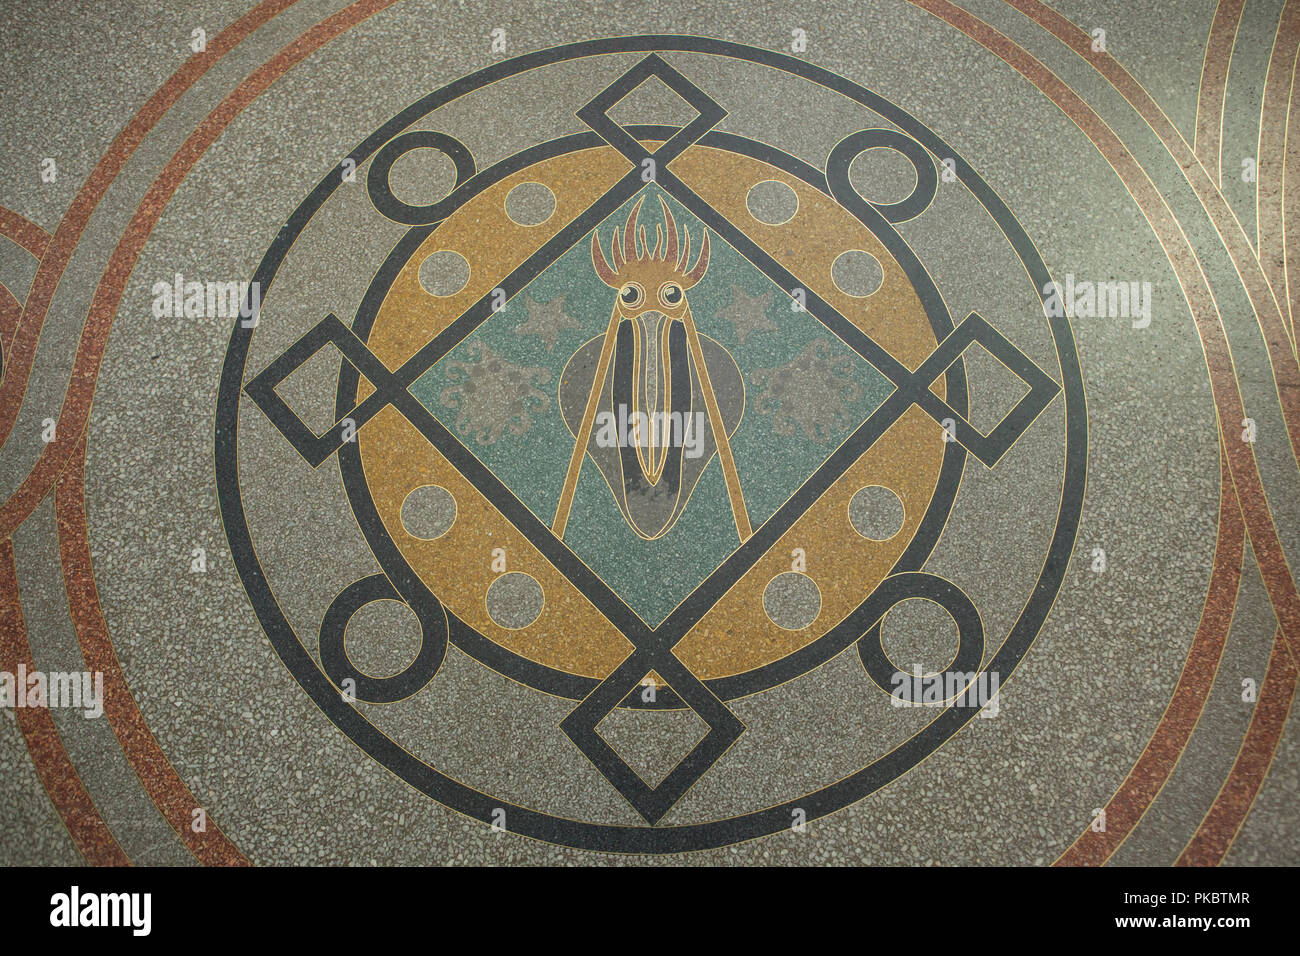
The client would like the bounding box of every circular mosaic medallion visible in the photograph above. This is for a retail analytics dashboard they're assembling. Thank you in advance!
[218,38,1083,852]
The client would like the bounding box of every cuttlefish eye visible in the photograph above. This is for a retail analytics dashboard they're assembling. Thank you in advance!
[659,283,683,307]
[619,283,644,307]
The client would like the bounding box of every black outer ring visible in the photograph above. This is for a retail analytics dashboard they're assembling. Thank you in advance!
[216,36,1086,854]
[336,124,968,711]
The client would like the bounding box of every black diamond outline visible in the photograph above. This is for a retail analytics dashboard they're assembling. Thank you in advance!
[909,311,1061,467]
[561,651,744,824]
[243,313,393,467]
[593,689,711,786]
[575,53,726,167]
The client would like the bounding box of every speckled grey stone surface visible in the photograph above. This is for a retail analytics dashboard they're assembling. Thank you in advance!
[0,0,1294,866]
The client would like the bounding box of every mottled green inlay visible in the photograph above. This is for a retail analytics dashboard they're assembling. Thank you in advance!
[410,184,892,624]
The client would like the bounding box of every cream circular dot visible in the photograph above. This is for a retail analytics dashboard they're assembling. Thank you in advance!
[486,571,544,629]
[505,181,556,226]
[418,250,470,297]
[762,571,821,630]
[745,179,798,225]
[400,484,456,540]
[849,485,904,540]
[832,249,883,297]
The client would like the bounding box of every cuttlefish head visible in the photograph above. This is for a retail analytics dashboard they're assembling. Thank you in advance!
[590,195,711,322]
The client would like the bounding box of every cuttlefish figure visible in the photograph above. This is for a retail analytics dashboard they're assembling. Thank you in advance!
[554,195,750,542]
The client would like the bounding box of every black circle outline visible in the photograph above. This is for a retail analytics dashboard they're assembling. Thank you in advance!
[366,130,476,225]
[320,573,448,703]
[828,128,938,223]
[856,572,984,702]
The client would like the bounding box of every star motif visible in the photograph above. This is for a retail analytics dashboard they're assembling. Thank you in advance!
[716,284,776,344]
[513,293,579,352]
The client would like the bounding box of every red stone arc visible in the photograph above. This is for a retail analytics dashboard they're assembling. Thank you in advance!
[0,0,398,865]
[0,539,130,866]
[911,0,1300,865]
[0,0,297,455]
[55,438,249,866]
[0,205,50,260]
[0,207,48,374]
[4,0,1295,864]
